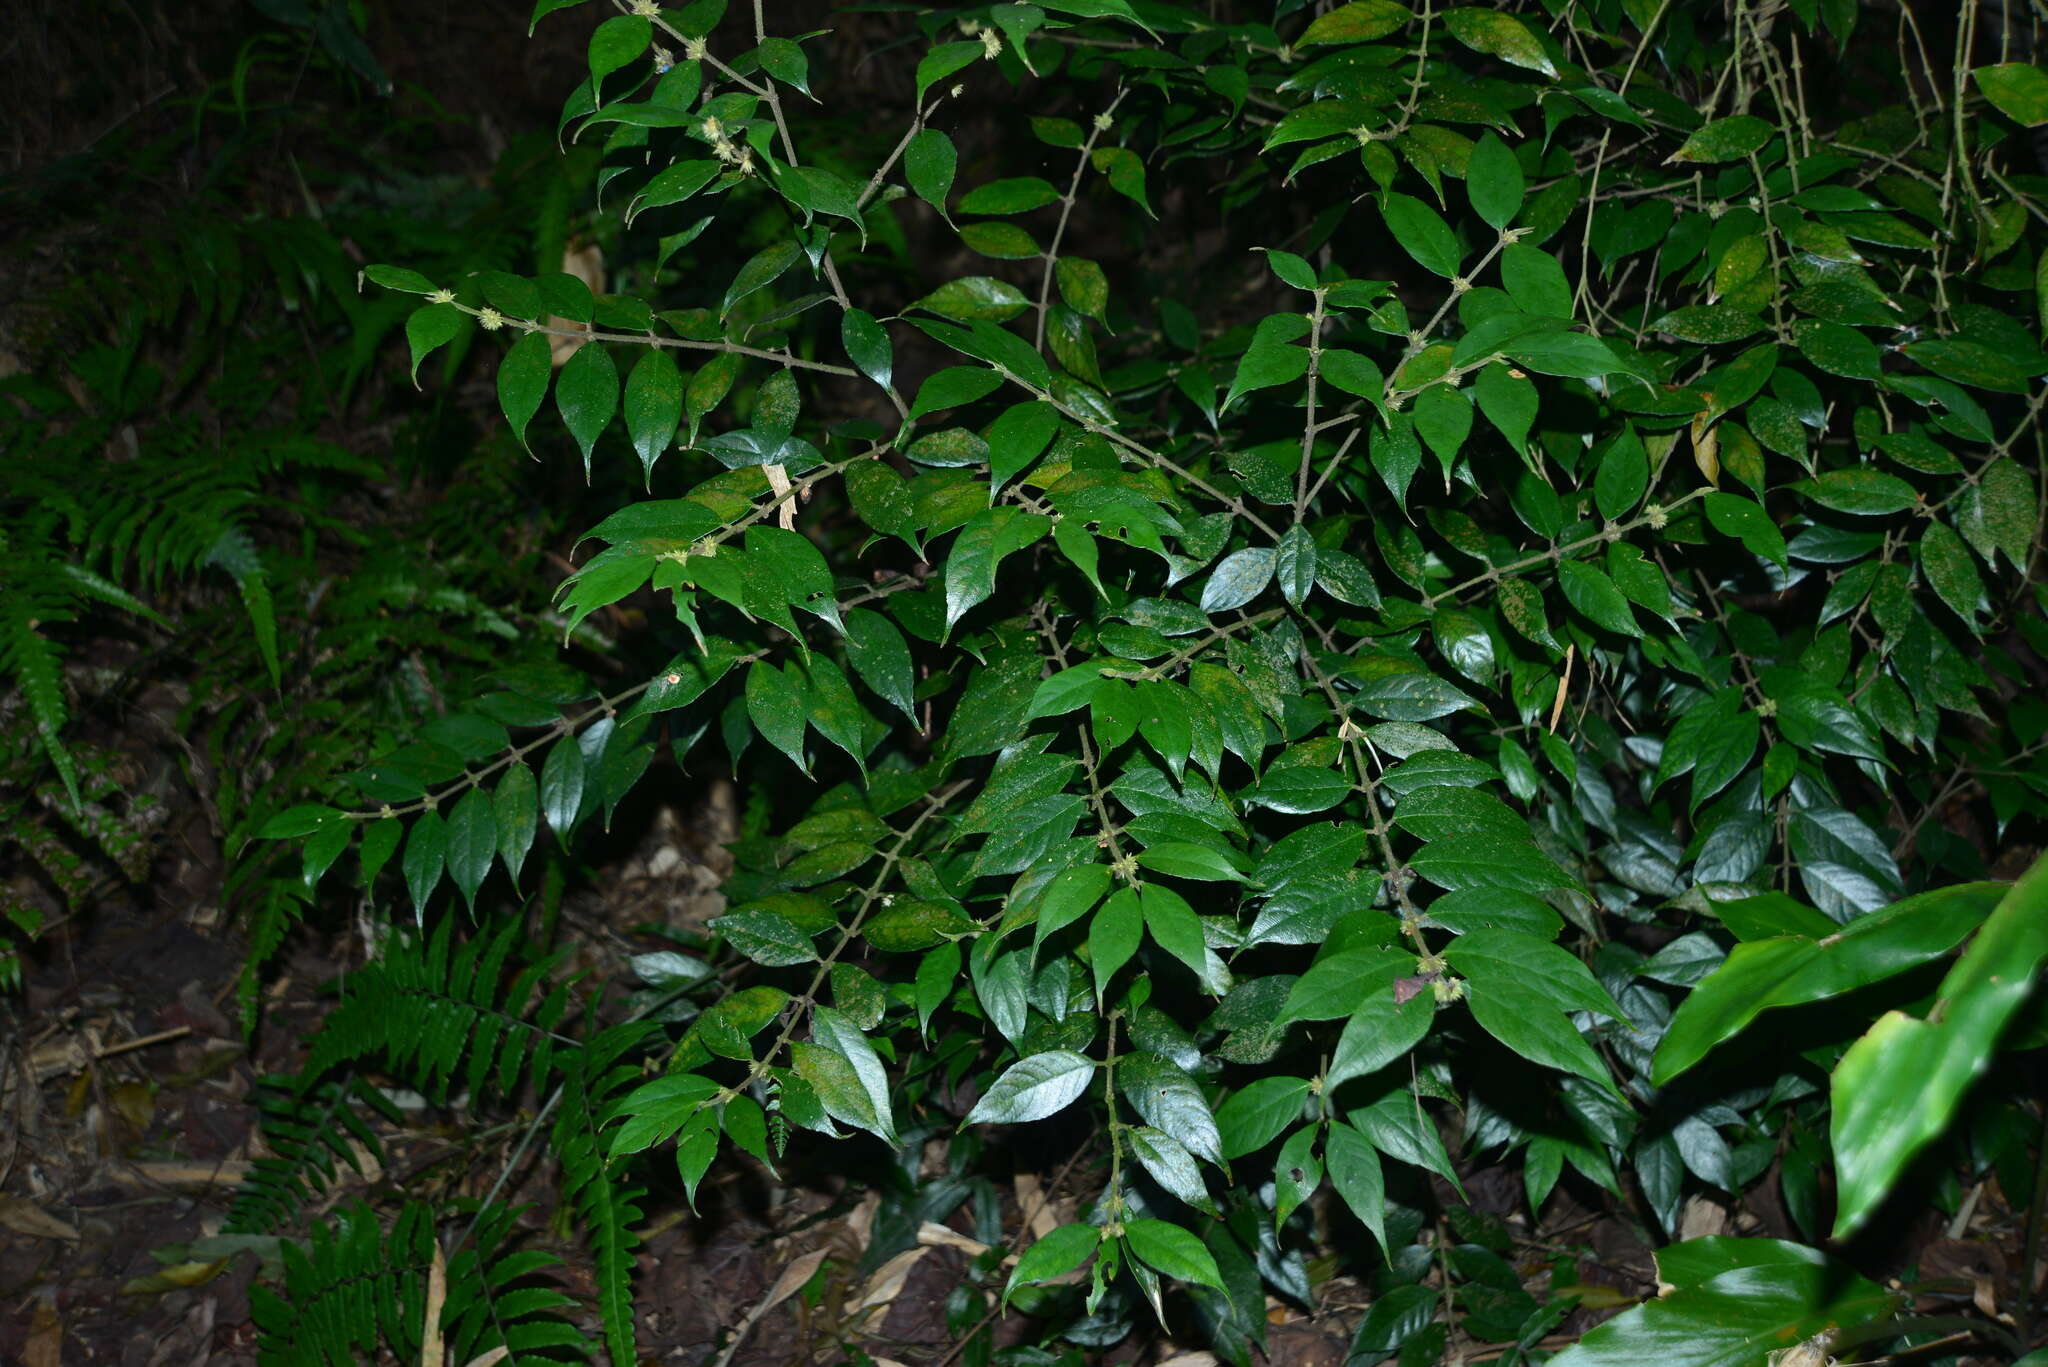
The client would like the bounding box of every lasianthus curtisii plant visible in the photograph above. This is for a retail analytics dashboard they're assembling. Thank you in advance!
[247,2,2048,1364]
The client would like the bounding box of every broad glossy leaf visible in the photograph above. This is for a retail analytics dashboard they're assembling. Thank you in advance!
[1703,491,1788,566]
[1200,547,1277,612]
[746,660,809,774]
[1090,887,1143,1003]
[1466,131,1523,231]
[844,608,915,720]
[1004,1224,1099,1306]
[1380,192,1462,277]
[446,786,497,909]
[496,331,552,450]
[1655,882,2001,1084]
[1550,1241,1893,1367]
[623,347,682,479]
[1326,1121,1387,1252]
[842,308,893,390]
[714,907,819,966]
[965,1050,1096,1124]
[905,127,957,216]
[1120,1051,1222,1163]
[1215,1075,1309,1158]
[1127,1126,1216,1213]
[1831,857,2048,1236]
[1123,1218,1223,1290]
[556,341,619,474]
[1300,0,1410,44]
[1977,62,2048,125]
[406,303,465,384]
[1467,975,1617,1094]
[403,809,447,916]
[1557,560,1640,637]
[811,1005,894,1142]
[1666,114,1774,164]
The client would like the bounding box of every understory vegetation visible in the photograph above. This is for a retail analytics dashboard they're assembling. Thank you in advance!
[8,0,2048,1364]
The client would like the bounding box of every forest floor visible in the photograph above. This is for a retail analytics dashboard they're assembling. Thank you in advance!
[0,1,2039,1364]
[0,770,2032,1367]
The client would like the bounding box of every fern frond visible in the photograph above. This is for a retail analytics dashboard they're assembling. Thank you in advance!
[227,1074,399,1234]
[1,598,80,809]
[443,1200,595,1365]
[51,561,169,627]
[204,526,281,687]
[249,1200,430,1366]
[304,916,576,1106]
[249,1199,591,1367]
[550,1021,656,1367]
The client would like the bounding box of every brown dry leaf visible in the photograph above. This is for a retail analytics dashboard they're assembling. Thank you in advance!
[844,1188,881,1250]
[459,1351,510,1367]
[0,1194,80,1241]
[915,1220,989,1257]
[421,1236,447,1367]
[1677,1194,1728,1242]
[117,1159,252,1189]
[764,464,795,530]
[549,243,605,367]
[24,1295,61,1367]
[112,1080,155,1133]
[1157,1354,1220,1367]
[760,1246,830,1316]
[853,1247,928,1314]
[1690,413,1720,486]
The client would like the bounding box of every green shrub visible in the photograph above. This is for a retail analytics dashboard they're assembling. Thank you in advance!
[253,1,2048,1363]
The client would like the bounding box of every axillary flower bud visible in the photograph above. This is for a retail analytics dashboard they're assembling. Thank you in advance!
[980,28,1003,60]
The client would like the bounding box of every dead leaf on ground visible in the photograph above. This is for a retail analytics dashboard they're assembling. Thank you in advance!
[760,1246,830,1316]
[24,1295,61,1367]
[0,1194,81,1240]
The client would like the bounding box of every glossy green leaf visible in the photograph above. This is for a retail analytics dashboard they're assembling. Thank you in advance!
[1655,883,2002,1084]
[1831,857,2048,1236]
[746,659,809,774]
[1126,1126,1215,1214]
[492,761,538,886]
[496,330,552,450]
[1465,132,1523,232]
[1550,1240,1893,1367]
[1976,62,2048,125]
[556,341,618,474]
[1200,547,1276,612]
[1326,1121,1387,1253]
[1666,115,1774,164]
[403,809,447,916]
[446,786,497,910]
[623,347,682,479]
[1703,491,1789,566]
[1443,7,1555,76]
[1004,1224,1100,1307]
[1121,1050,1223,1163]
[1123,1218,1224,1290]
[841,308,893,390]
[1300,0,1410,44]
[1215,1075,1310,1159]
[406,303,465,384]
[1380,192,1462,277]
[964,1049,1096,1125]
[905,128,957,216]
